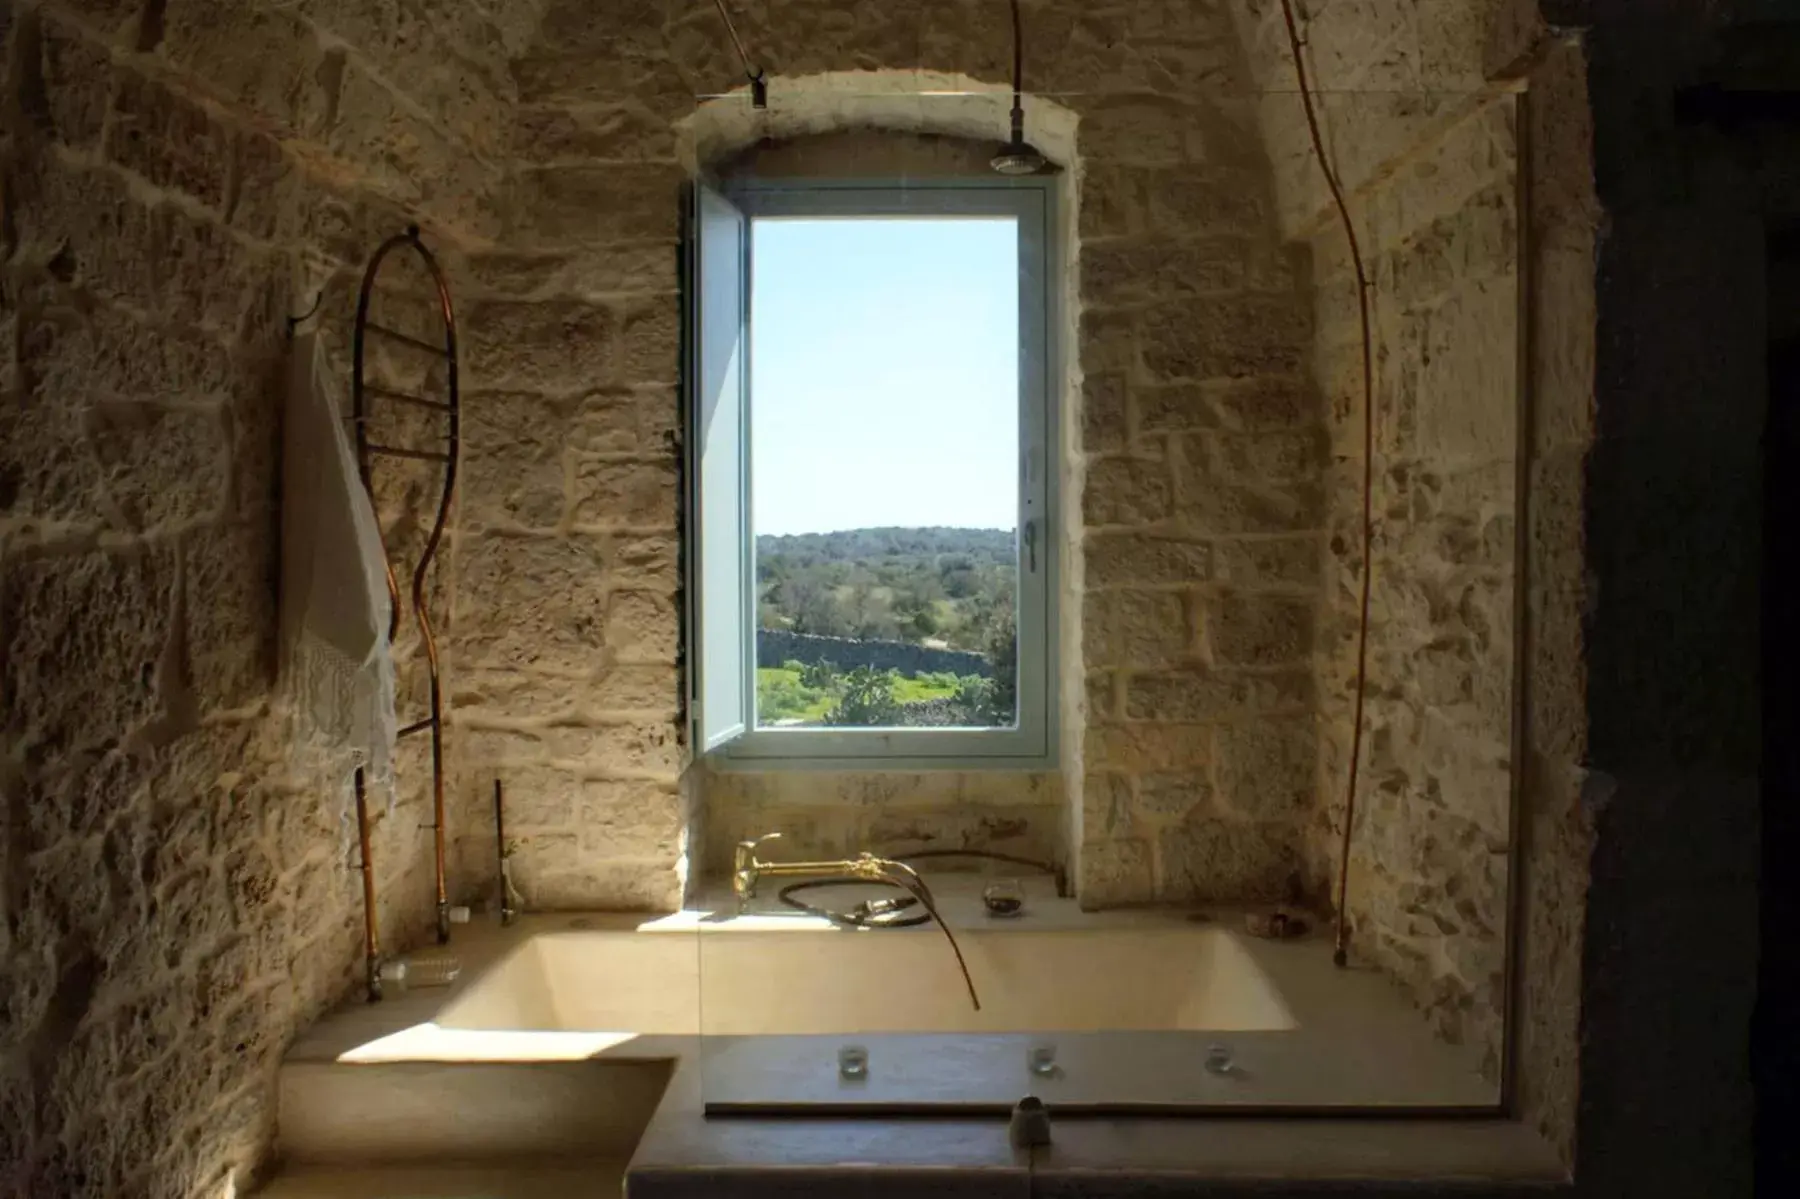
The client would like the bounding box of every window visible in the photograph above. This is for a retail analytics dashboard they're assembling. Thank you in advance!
[686,179,1056,767]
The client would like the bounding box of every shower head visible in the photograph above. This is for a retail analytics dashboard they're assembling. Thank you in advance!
[991,135,1048,176]
[992,0,1048,176]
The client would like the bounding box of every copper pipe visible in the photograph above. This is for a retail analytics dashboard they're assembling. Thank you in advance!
[1278,0,1375,969]
[352,224,462,947]
[354,767,382,1003]
[495,779,517,927]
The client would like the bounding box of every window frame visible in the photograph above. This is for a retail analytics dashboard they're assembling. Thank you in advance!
[689,175,1061,771]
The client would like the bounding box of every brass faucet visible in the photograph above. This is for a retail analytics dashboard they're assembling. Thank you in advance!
[733,833,922,909]
[729,833,982,1010]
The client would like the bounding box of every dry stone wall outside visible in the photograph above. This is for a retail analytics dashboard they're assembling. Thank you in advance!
[0,1,512,1195]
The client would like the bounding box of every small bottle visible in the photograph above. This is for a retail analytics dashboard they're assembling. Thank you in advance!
[403,951,462,988]
[376,959,409,992]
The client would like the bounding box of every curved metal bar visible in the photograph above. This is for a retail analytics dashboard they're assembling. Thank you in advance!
[867,857,982,1012]
[351,225,462,948]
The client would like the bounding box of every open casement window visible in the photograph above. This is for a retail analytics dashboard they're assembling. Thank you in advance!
[686,178,1056,768]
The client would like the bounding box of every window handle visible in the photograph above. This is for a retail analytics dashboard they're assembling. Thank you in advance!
[1024,519,1038,573]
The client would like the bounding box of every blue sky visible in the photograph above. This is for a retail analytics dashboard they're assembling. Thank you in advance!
[749,217,1019,536]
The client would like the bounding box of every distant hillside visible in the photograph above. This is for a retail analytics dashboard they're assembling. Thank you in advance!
[755,526,1014,565]
[755,526,1015,652]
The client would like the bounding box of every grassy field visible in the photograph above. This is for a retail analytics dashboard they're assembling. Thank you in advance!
[756,666,966,724]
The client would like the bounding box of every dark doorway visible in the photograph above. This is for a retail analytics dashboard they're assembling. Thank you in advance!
[1760,224,1800,1193]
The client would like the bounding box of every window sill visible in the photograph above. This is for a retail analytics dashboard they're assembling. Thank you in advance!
[701,747,1058,774]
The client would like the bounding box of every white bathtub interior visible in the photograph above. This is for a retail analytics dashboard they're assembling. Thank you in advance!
[404,876,1496,1112]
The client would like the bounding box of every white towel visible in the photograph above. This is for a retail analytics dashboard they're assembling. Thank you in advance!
[278,329,398,795]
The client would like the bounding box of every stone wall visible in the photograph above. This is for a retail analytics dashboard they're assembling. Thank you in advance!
[1222,0,1525,1077]
[702,768,1062,881]
[443,0,1333,912]
[1312,101,1519,1076]
[756,629,992,680]
[0,1,508,1195]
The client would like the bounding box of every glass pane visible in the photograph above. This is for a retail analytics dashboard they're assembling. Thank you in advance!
[748,216,1020,731]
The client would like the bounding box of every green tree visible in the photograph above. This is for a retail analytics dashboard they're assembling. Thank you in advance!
[799,659,839,689]
[827,666,902,727]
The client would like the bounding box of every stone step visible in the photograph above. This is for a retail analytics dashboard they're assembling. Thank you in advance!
[276,1059,671,1166]
[254,1160,626,1198]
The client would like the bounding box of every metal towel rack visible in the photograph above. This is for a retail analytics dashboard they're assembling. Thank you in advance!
[351,225,462,975]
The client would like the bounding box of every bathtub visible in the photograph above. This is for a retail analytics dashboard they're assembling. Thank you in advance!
[407,908,1495,1112]
[441,924,1296,1036]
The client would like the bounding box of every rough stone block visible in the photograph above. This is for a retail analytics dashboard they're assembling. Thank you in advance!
[1082,455,1171,527]
[1216,720,1317,819]
[222,128,292,239]
[1079,166,1146,239]
[17,745,152,854]
[462,394,572,531]
[1145,167,1269,235]
[1081,374,1130,454]
[107,71,233,212]
[48,0,143,38]
[1413,278,1520,462]
[464,300,615,391]
[1086,723,1214,772]
[1081,96,1208,163]
[1197,427,1327,483]
[1084,238,1247,305]
[0,380,107,527]
[1213,376,1317,431]
[161,0,335,137]
[1209,593,1314,666]
[88,400,227,530]
[520,856,683,912]
[0,545,176,750]
[1086,670,1117,723]
[1083,590,1191,668]
[570,458,678,529]
[1215,536,1323,592]
[604,590,678,661]
[23,290,239,406]
[1141,297,1308,380]
[512,49,692,110]
[1078,837,1155,907]
[325,61,459,199]
[1084,533,1213,588]
[184,520,276,712]
[592,663,680,714]
[612,533,679,593]
[572,389,678,456]
[1157,818,1302,902]
[21,12,112,150]
[615,297,681,387]
[1173,471,1322,535]
[578,779,684,854]
[1124,668,1313,721]
[1136,383,1218,432]
[539,721,682,777]
[458,245,680,301]
[455,533,610,674]
[1083,772,1137,839]
[508,164,683,246]
[1079,308,1137,376]
[1139,772,1213,821]
[9,156,272,335]
[512,102,677,162]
